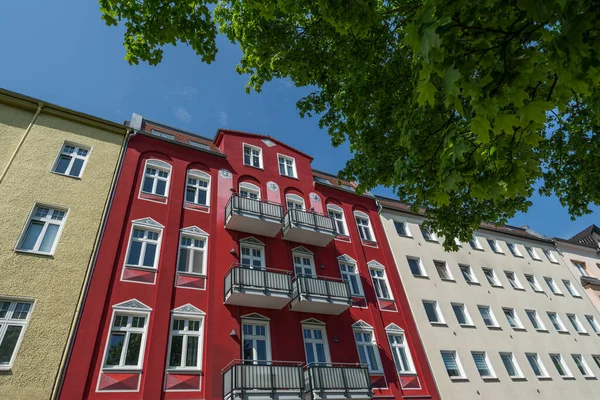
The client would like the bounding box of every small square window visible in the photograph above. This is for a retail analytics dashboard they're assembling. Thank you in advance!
[394,221,410,237]
[452,303,473,326]
[525,246,541,261]
[543,249,559,263]
[547,312,567,332]
[567,314,586,334]
[504,271,523,290]
[243,144,262,168]
[460,265,478,284]
[585,315,600,334]
[469,236,482,250]
[562,280,581,297]
[544,277,562,295]
[500,352,523,379]
[482,268,501,287]
[572,261,589,277]
[472,352,495,378]
[423,301,444,324]
[507,243,523,257]
[526,353,549,378]
[441,350,465,378]
[278,154,297,178]
[487,239,503,254]
[16,204,68,255]
[549,354,572,378]
[421,226,437,242]
[478,305,499,328]
[407,257,426,277]
[52,142,91,178]
[572,354,594,377]
[503,308,523,329]
[525,274,543,292]
[525,310,546,331]
[435,261,454,281]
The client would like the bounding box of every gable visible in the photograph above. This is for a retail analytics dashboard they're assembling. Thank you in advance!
[181,226,209,237]
[131,217,164,229]
[113,299,152,311]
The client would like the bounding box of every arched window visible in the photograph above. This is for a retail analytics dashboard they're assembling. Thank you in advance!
[354,211,375,242]
[141,159,172,197]
[239,182,261,200]
[327,204,348,236]
[185,170,210,206]
[286,194,305,210]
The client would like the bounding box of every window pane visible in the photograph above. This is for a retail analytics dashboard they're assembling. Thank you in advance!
[256,340,267,361]
[186,187,196,203]
[0,325,23,365]
[501,354,517,376]
[127,241,142,265]
[186,336,199,367]
[69,157,84,177]
[155,179,166,196]
[55,155,71,174]
[315,343,326,363]
[143,243,157,267]
[192,250,204,274]
[39,223,59,252]
[21,220,44,250]
[125,333,142,366]
[169,335,183,367]
[105,333,125,366]
[424,303,439,322]
[178,248,189,272]
[366,345,379,370]
[142,176,154,193]
[305,342,315,364]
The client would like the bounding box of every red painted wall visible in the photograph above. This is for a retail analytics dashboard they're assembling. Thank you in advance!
[59,127,439,400]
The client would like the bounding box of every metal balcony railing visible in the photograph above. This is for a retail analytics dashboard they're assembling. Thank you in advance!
[305,363,372,397]
[284,209,336,235]
[225,194,284,223]
[292,274,352,304]
[222,360,304,400]
[224,264,293,301]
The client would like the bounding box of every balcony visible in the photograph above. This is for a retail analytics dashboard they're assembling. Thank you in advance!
[225,194,284,237]
[222,361,304,400]
[581,275,600,288]
[289,275,352,315]
[224,264,293,309]
[283,209,336,247]
[305,363,372,400]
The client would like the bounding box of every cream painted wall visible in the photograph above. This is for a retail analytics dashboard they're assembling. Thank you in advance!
[380,208,600,400]
[0,103,124,399]
[556,242,600,313]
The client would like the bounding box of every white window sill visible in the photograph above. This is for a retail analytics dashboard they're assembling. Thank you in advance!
[486,325,502,330]
[102,367,142,373]
[50,171,83,180]
[573,295,583,299]
[140,190,168,199]
[535,329,549,333]
[0,366,13,371]
[430,322,448,327]
[279,174,298,180]
[14,249,54,257]
[584,375,597,380]
[512,327,526,331]
[466,281,481,286]
[557,330,570,334]
[166,368,202,374]
[397,234,413,239]
[124,264,158,272]
[533,290,545,294]
[491,284,504,288]
[243,163,264,170]
[471,247,484,251]
[577,331,589,335]
[482,376,499,381]
[513,287,526,291]
[459,324,476,328]
[450,376,469,381]
[513,255,524,258]
[562,376,575,380]
[413,274,430,279]
[177,271,207,278]
[492,251,505,255]
[398,371,418,376]
[537,376,552,380]
[377,297,394,302]
[553,293,564,296]
[510,376,526,381]
[440,278,456,283]
[424,239,439,243]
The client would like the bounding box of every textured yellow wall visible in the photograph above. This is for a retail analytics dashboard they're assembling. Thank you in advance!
[0,103,124,399]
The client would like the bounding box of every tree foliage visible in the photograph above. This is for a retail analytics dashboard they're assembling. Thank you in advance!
[100,0,600,249]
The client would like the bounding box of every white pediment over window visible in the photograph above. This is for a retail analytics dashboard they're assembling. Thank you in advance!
[367,260,385,269]
[337,254,357,263]
[241,312,269,321]
[181,226,209,237]
[352,320,374,330]
[301,318,325,326]
[262,139,276,147]
[113,299,152,311]
[131,217,164,229]
[240,237,264,246]
[385,323,404,333]
[292,246,313,255]
[173,303,205,315]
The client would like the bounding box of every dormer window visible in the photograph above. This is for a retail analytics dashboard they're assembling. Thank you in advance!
[278,154,297,178]
[243,144,262,168]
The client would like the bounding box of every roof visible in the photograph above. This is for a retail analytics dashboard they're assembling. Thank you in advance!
[142,119,222,154]
[214,128,314,161]
[554,224,600,250]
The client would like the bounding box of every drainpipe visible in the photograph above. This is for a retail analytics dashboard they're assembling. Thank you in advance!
[0,102,43,185]
[51,127,136,400]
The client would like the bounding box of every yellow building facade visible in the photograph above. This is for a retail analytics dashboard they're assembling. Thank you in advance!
[0,89,129,399]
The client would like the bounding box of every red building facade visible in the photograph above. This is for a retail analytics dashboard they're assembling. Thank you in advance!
[58,117,439,400]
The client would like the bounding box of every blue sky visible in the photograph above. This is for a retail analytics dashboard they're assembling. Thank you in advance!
[1,0,597,239]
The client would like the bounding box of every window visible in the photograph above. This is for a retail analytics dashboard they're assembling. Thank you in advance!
[550,354,572,378]
[408,257,427,277]
[188,140,211,150]
[525,274,543,292]
[339,260,364,296]
[168,314,204,370]
[141,159,171,197]
[525,310,546,331]
[151,129,175,140]
[421,225,437,241]
[126,226,161,269]
[452,303,473,326]
[503,308,523,329]
[286,194,305,210]
[567,314,586,334]
[585,315,600,334]
[239,182,260,200]
[355,212,375,242]
[302,324,331,365]
[469,235,482,250]
[472,352,495,378]
[526,353,549,378]
[572,261,589,277]
[544,277,561,295]
[500,352,523,379]
[563,280,581,297]
[547,312,567,332]
[241,241,265,269]
[278,154,296,177]
[478,306,499,328]
[440,350,465,378]
[572,354,594,377]
[369,266,393,300]
[243,144,262,168]
[52,142,90,178]
[393,221,410,237]
[543,249,558,263]
[353,327,383,373]
[16,205,67,255]
[242,319,271,363]
[423,301,444,324]
[460,265,478,284]
[314,176,330,185]
[0,300,32,369]
[525,246,541,261]
[103,313,148,369]
[507,243,522,257]
[592,355,600,370]
[487,239,503,254]
[386,327,415,374]
[177,234,207,275]
[185,170,210,206]
[482,268,501,286]
[434,261,454,281]
[293,250,315,277]
[327,205,348,236]
[504,271,523,290]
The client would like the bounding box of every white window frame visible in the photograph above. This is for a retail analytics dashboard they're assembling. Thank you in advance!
[547,312,568,332]
[504,271,524,290]
[469,235,483,250]
[15,204,68,255]
[526,353,550,379]
[434,260,454,281]
[0,299,34,370]
[286,194,305,211]
[487,239,503,254]
[240,240,266,270]
[585,315,600,334]
[524,274,543,293]
[525,246,541,261]
[471,351,496,379]
[562,279,581,297]
[355,212,376,243]
[301,322,332,366]
[567,313,586,334]
[166,307,205,372]
[459,264,478,284]
[369,264,393,300]
[292,249,316,277]
[423,300,445,325]
[239,182,261,200]
[338,259,364,297]
[386,325,416,375]
[549,353,573,378]
[420,225,438,242]
[572,354,594,378]
[277,154,297,178]
[544,277,562,295]
[51,141,91,178]
[140,159,172,197]
[440,350,466,379]
[124,221,163,270]
[482,268,501,287]
[241,316,272,363]
[243,143,263,169]
[543,249,558,264]
[353,324,383,374]
[506,243,523,257]
[327,204,348,236]
[478,305,500,328]
[503,308,524,330]
[452,303,474,327]
[499,352,524,379]
[593,355,600,370]
[572,261,589,277]
[408,257,428,278]
[176,230,208,275]
[525,309,547,331]
[393,220,411,237]
[185,170,211,206]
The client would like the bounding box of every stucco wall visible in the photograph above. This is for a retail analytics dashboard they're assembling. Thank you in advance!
[556,242,600,312]
[0,105,35,174]
[0,104,124,399]
[380,208,600,400]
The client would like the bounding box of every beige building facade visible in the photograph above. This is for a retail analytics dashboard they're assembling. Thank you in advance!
[0,89,128,399]
[378,198,600,400]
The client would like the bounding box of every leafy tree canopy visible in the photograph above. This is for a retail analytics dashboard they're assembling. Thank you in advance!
[100,0,600,249]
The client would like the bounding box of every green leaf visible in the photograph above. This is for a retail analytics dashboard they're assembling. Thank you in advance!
[494,114,520,134]
[421,24,441,60]
[417,81,436,106]
[471,116,491,143]
[519,101,553,124]
[443,66,461,96]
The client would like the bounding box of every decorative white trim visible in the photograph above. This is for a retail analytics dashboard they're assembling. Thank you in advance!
[112,299,152,311]
[219,169,232,179]
[301,318,326,325]
[291,246,313,255]
[239,236,265,246]
[131,217,164,229]
[367,260,385,269]
[267,181,279,192]
[180,226,209,237]
[352,320,374,330]
[241,312,270,321]
[385,323,404,333]
[337,254,357,263]
[172,303,205,315]
[309,192,320,202]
